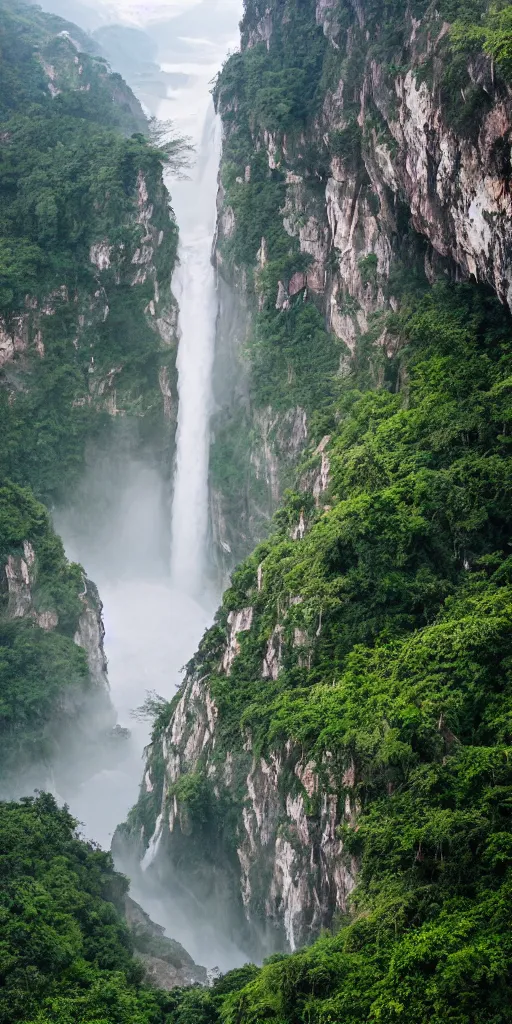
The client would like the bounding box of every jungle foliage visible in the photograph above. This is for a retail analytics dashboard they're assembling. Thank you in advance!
[0,482,94,775]
[0,794,184,1024]
[158,281,512,1022]
[0,0,178,506]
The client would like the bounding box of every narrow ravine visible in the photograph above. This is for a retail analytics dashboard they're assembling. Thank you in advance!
[54,3,242,953]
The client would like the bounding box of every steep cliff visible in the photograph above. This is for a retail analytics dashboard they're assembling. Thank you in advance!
[0,0,179,508]
[123,2,512,1000]
[0,481,113,787]
[0,0,181,786]
[210,0,512,573]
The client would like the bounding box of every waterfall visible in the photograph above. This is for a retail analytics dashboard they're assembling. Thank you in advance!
[169,109,221,598]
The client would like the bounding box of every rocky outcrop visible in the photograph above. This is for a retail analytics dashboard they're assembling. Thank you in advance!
[210,0,512,571]
[124,896,207,989]
[237,749,357,951]
[0,479,119,785]
[222,607,254,674]
[123,573,359,955]
[73,578,109,690]
[2,535,109,691]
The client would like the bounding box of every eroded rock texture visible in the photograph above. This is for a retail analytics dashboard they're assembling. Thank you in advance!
[125,0,512,955]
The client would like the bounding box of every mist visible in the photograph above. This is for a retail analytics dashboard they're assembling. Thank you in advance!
[43,0,246,972]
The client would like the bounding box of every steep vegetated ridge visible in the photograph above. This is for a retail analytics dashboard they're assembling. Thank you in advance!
[0,481,111,787]
[0,0,179,502]
[122,0,512,1018]
[0,0,179,782]
[0,794,208,1024]
[210,0,512,569]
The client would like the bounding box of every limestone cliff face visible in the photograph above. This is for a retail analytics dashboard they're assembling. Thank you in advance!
[1,511,112,712]
[136,677,357,953]
[210,0,512,572]
[0,4,177,785]
[0,162,178,435]
[0,4,180,504]
[124,896,207,989]
[120,565,360,954]
[128,0,512,953]
[0,479,117,789]
[4,537,107,690]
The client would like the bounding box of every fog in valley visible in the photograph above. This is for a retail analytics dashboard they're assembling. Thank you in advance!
[32,0,246,970]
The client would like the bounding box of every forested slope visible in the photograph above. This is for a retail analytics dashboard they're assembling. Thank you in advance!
[0,0,178,783]
[209,0,512,570]
[120,1,512,1019]
[0,794,209,1023]
[0,0,179,504]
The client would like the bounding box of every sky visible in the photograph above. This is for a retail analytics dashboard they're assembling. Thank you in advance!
[93,0,241,26]
[36,0,243,36]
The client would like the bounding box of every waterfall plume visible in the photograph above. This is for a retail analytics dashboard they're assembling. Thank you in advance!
[169,108,221,598]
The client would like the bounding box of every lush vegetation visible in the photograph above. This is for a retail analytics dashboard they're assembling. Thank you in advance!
[4,1,512,1022]
[0,2,179,779]
[209,0,506,556]
[0,794,191,1024]
[0,793,263,1024]
[452,2,512,80]
[132,279,512,1021]
[0,482,97,776]
[0,0,178,506]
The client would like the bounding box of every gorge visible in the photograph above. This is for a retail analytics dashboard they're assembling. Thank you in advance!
[1,0,512,1022]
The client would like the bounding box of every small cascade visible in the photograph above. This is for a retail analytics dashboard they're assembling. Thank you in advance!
[169,109,222,598]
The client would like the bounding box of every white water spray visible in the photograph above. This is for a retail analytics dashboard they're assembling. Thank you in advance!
[169,110,221,597]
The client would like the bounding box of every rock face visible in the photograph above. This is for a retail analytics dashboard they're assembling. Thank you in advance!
[127,0,512,955]
[0,4,178,787]
[124,896,207,989]
[210,217,313,577]
[0,163,177,432]
[0,4,180,507]
[209,0,512,573]
[123,602,359,956]
[3,532,108,691]
[0,481,116,786]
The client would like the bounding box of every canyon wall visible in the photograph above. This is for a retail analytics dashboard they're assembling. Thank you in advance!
[0,480,114,786]
[210,0,512,573]
[122,0,512,959]
[0,0,180,509]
